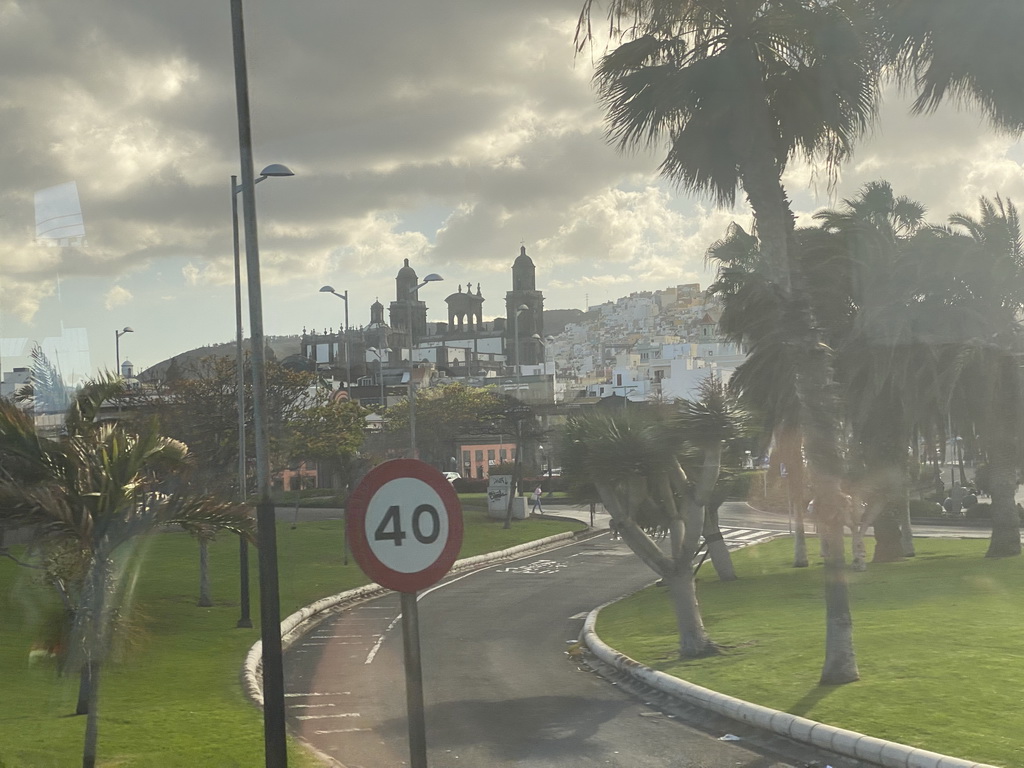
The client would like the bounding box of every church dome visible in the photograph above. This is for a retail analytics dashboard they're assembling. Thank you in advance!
[513,245,534,268]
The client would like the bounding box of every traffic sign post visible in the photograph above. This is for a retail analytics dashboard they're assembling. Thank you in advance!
[346,459,463,768]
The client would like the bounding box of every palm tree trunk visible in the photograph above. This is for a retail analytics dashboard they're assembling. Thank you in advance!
[780,428,808,567]
[81,560,107,768]
[198,537,213,607]
[81,660,102,768]
[663,568,716,658]
[986,358,1021,557]
[800,344,860,684]
[75,663,91,715]
[899,486,916,557]
[701,503,736,581]
[819,518,859,684]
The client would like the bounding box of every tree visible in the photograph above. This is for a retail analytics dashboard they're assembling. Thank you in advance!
[126,355,319,497]
[562,388,745,657]
[0,382,252,768]
[578,0,878,683]
[580,0,1024,683]
[813,181,932,562]
[287,398,369,494]
[940,196,1024,556]
[383,383,523,469]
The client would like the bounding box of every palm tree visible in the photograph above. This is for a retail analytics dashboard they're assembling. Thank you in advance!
[874,0,1024,133]
[941,196,1024,557]
[0,387,252,768]
[579,0,878,683]
[562,387,744,657]
[708,223,812,567]
[813,181,932,562]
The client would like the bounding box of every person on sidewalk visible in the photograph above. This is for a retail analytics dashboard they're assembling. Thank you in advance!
[531,486,544,516]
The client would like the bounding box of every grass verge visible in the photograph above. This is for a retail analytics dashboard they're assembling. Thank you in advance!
[596,537,1022,768]
[0,507,582,767]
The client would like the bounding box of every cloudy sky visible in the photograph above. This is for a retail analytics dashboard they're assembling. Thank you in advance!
[1,1,1022,379]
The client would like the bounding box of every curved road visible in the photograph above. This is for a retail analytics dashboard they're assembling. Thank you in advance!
[282,526,856,768]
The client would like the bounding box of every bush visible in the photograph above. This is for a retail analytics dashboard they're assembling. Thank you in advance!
[453,477,488,494]
[965,501,991,520]
[909,499,945,520]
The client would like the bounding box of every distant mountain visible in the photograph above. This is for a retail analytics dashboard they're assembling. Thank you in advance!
[138,335,302,382]
[140,308,585,382]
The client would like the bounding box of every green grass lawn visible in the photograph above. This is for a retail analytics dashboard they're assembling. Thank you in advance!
[0,507,583,767]
[596,537,1023,768]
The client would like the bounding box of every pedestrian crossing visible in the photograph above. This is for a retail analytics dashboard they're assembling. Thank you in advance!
[719,526,780,549]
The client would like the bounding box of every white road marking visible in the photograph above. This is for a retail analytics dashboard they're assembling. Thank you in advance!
[295,712,361,721]
[313,634,374,639]
[291,703,337,709]
[364,613,403,665]
[285,692,351,697]
[314,728,370,735]
[569,612,588,619]
[362,535,599,665]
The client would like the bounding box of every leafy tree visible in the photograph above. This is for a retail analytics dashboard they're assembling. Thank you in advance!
[383,383,525,469]
[287,399,369,494]
[124,355,319,496]
[0,381,251,768]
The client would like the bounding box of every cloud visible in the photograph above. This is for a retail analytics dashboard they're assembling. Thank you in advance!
[103,284,132,310]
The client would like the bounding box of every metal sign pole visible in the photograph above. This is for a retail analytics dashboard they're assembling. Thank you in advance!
[400,591,428,768]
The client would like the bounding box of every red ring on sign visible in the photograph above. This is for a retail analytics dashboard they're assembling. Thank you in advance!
[346,459,463,593]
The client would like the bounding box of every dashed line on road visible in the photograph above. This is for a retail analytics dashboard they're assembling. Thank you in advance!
[285,691,351,697]
[295,712,362,721]
[313,728,370,735]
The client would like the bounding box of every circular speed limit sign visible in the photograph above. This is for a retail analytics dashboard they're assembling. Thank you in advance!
[346,459,463,593]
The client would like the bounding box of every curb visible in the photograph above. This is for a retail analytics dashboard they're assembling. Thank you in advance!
[243,529,580,706]
[580,606,998,768]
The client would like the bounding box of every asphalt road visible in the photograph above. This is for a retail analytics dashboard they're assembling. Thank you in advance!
[283,529,860,768]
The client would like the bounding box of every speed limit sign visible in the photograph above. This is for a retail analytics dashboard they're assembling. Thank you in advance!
[346,459,464,593]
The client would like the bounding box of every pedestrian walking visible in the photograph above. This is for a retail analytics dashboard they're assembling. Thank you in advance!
[531,486,544,516]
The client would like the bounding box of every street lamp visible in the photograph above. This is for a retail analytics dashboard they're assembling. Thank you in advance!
[318,286,351,396]
[513,304,528,391]
[114,326,133,376]
[367,346,390,409]
[405,274,443,458]
[228,1,292,759]
[532,333,556,403]
[232,164,293,633]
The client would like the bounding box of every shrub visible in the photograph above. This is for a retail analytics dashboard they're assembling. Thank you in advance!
[909,499,945,520]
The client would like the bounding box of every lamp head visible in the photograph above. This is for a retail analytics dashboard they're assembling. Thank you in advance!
[422,273,443,283]
[319,285,335,293]
[258,163,295,178]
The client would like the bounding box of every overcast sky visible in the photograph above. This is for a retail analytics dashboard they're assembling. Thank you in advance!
[1,1,1022,379]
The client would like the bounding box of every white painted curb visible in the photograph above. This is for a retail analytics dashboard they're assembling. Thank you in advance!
[580,606,998,768]
[243,530,578,706]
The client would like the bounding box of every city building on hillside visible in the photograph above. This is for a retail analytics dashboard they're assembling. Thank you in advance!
[302,246,554,405]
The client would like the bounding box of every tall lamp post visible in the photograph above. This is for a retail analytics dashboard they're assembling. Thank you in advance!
[232,164,293,632]
[367,346,390,409]
[532,333,556,403]
[229,2,291,762]
[318,286,351,396]
[114,326,133,375]
[512,303,528,391]
[404,274,443,458]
